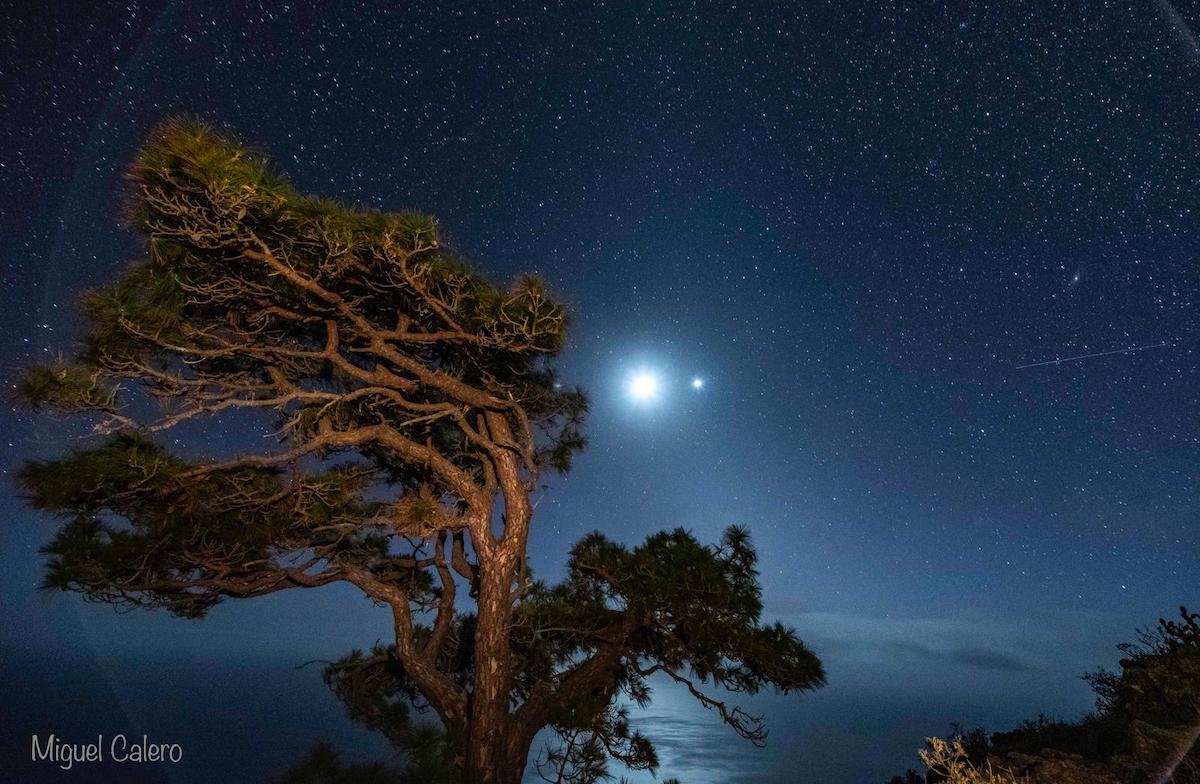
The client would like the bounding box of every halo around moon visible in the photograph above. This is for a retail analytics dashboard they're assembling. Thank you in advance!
[628,371,662,403]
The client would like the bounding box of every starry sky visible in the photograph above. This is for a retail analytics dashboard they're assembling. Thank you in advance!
[2,2,1199,782]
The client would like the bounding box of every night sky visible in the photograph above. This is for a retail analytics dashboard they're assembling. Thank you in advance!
[2,2,1199,782]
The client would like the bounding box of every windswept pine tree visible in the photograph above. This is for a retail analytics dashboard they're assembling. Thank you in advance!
[18,119,826,784]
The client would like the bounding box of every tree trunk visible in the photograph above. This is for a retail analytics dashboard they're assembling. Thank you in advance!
[462,727,530,784]
[464,554,522,784]
[464,417,535,784]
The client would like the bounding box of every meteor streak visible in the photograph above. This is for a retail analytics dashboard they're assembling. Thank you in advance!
[1015,341,1172,369]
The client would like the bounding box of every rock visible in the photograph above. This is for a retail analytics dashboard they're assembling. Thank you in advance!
[995,750,1124,784]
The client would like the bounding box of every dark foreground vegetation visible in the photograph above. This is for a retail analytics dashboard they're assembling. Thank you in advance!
[888,607,1200,784]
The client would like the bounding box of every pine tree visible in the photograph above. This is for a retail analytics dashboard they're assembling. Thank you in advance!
[18,119,826,784]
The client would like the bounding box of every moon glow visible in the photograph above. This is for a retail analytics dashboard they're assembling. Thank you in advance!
[628,372,661,402]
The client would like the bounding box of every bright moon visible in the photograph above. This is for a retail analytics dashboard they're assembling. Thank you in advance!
[628,372,661,402]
